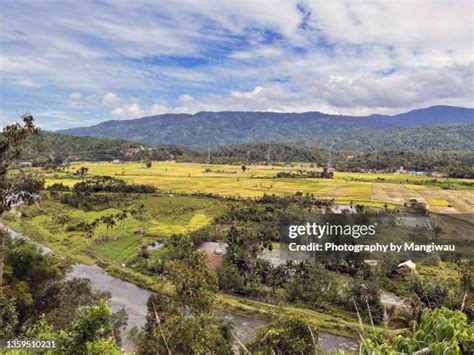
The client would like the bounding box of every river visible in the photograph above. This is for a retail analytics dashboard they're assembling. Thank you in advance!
[3,225,358,353]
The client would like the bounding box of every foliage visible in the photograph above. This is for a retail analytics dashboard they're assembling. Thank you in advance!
[72,176,157,193]
[359,308,474,354]
[144,155,152,168]
[248,314,319,354]
[1,238,124,351]
[25,302,121,354]
[275,167,334,179]
[350,283,385,325]
[0,288,18,337]
[138,235,234,354]
[284,261,342,309]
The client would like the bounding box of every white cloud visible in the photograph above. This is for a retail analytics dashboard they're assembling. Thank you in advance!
[102,92,119,105]
[111,99,172,118]
[68,92,83,101]
[1,0,473,129]
[111,104,140,118]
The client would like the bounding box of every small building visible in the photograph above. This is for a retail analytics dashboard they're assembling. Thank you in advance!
[395,166,408,174]
[391,259,417,278]
[397,260,417,271]
[331,205,357,214]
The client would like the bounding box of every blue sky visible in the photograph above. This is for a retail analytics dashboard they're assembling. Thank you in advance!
[0,0,472,130]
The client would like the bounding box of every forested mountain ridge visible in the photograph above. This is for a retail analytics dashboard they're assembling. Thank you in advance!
[16,131,207,164]
[17,131,153,163]
[58,105,474,147]
[291,124,474,151]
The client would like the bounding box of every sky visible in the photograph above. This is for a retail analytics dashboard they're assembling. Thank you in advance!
[0,0,473,130]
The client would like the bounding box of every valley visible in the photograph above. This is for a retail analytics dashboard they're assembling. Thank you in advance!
[3,159,473,352]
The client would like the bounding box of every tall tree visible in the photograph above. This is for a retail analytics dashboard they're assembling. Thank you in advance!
[0,114,40,286]
[138,235,234,354]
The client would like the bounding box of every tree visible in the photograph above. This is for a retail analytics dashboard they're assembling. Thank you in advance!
[350,283,384,325]
[25,301,121,354]
[116,210,128,237]
[2,238,125,349]
[76,166,89,176]
[144,155,152,168]
[0,288,18,337]
[100,215,117,240]
[138,235,234,354]
[1,114,40,286]
[248,314,319,354]
[284,261,341,309]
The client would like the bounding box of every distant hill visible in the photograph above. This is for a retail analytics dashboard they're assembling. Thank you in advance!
[293,124,474,151]
[58,105,474,148]
[18,131,148,163]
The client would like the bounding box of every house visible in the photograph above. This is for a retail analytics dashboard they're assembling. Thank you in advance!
[331,205,357,214]
[111,159,121,164]
[19,161,32,167]
[397,260,416,271]
[395,166,408,174]
[391,259,417,278]
[122,145,146,157]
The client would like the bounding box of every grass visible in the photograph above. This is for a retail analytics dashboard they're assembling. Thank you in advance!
[95,235,143,263]
[427,198,450,207]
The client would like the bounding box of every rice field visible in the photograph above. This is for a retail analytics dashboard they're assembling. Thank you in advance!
[3,193,229,264]
[43,161,474,212]
[9,160,471,265]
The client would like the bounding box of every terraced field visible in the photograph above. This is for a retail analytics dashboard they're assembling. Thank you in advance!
[3,193,229,264]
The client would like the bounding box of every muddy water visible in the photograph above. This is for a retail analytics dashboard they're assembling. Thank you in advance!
[4,225,358,352]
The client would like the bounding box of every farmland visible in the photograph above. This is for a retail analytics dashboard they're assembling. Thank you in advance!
[3,193,230,265]
[42,161,474,212]
[3,160,473,345]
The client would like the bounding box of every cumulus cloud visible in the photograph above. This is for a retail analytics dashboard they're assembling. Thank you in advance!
[101,92,119,105]
[111,99,172,118]
[68,92,83,101]
[1,0,473,127]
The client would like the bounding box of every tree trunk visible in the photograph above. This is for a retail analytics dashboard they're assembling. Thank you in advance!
[0,226,5,286]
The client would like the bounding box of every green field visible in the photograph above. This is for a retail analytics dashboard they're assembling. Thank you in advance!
[4,193,229,264]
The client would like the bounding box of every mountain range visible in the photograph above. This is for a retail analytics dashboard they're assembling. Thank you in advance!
[58,105,473,148]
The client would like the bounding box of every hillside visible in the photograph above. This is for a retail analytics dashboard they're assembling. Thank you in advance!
[17,131,147,163]
[293,124,474,151]
[17,131,207,164]
[58,105,474,148]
